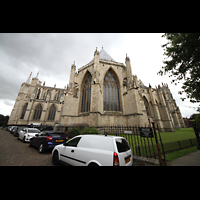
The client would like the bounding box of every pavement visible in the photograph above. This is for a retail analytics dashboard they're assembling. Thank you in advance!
[133,150,200,166]
[167,150,200,166]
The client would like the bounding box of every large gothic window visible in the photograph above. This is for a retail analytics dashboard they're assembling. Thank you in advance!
[81,72,92,112]
[104,69,121,111]
[48,104,56,121]
[20,103,28,119]
[33,104,42,120]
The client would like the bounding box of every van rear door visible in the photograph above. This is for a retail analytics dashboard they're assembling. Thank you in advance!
[115,138,133,166]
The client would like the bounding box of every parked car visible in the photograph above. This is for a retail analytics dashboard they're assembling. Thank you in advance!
[14,126,26,137]
[9,126,17,133]
[6,126,11,131]
[10,126,18,134]
[52,135,134,166]
[18,128,40,142]
[29,131,67,153]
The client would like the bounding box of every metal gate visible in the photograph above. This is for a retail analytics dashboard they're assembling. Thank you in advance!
[99,122,166,166]
[191,120,200,150]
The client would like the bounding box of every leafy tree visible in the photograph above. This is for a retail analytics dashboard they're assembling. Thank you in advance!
[194,114,200,132]
[0,114,9,126]
[158,33,200,111]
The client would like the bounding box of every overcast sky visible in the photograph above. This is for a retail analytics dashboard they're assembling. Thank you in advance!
[0,33,199,118]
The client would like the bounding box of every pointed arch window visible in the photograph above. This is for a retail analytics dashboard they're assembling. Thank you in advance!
[20,103,28,119]
[156,100,162,119]
[36,88,41,99]
[43,92,46,100]
[143,96,151,117]
[81,72,92,112]
[46,90,51,101]
[33,104,42,120]
[48,104,56,121]
[104,69,121,111]
[54,91,60,101]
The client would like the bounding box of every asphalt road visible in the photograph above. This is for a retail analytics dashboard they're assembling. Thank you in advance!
[0,129,53,166]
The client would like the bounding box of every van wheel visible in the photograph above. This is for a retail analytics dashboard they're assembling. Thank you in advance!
[88,162,99,166]
[39,143,44,153]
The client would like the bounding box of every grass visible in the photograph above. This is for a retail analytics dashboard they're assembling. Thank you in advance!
[160,128,196,143]
[165,146,198,162]
[159,128,198,161]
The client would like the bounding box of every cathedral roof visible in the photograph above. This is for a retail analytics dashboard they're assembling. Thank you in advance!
[90,47,116,63]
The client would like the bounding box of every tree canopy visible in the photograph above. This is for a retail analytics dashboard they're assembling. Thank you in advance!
[0,114,9,126]
[158,33,200,111]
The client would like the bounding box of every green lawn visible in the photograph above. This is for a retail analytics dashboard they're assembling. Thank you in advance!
[160,128,196,143]
[165,146,198,162]
[160,128,198,161]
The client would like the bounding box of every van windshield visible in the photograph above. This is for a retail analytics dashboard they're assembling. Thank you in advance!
[115,138,130,153]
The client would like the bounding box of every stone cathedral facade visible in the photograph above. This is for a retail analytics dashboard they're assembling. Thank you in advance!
[8,47,185,131]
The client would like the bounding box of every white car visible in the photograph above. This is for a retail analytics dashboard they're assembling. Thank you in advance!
[52,135,134,166]
[18,128,40,143]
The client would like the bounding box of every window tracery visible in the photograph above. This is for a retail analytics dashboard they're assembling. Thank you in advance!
[20,103,28,119]
[48,104,56,121]
[33,104,42,120]
[81,72,92,112]
[103,69,121,111]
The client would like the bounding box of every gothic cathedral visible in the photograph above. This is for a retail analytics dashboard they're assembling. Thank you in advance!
[8,47,185,131]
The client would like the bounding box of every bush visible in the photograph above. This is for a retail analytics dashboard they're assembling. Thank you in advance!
[68,127,81,139]
[81,126,99,135]
[67,126,100,140]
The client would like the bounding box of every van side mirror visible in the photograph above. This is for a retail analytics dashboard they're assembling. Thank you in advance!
[63,142,68,146]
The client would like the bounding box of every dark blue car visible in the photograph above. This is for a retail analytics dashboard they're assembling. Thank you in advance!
[29,131,67,153]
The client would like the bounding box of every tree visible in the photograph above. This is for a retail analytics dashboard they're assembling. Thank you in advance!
[158,33,200,111]
[0,114,9,126]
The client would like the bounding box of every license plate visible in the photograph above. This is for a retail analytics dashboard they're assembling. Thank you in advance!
[56,140,63,142]
[125,157,131,164]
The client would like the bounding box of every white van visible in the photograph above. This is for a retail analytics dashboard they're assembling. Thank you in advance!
[52,135,134,166]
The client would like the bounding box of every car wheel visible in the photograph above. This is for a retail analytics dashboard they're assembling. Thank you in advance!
[52,151,59,165]
[29,141,32,147]
[39,143,44,153]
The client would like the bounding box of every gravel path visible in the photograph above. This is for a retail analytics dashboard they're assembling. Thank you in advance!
[0,129,53,166]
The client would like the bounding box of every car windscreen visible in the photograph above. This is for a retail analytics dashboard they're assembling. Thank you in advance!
[115,138,130,153]
[28,129,40,133]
